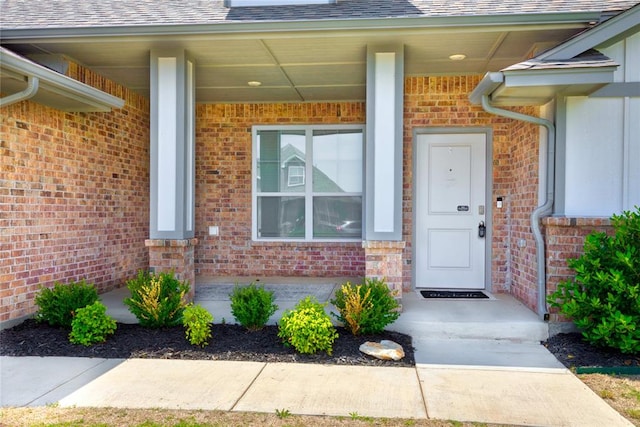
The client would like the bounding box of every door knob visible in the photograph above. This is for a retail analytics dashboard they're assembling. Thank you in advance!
[478,221,486,238]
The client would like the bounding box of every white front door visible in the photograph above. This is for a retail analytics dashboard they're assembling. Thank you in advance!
[415,132,487,289]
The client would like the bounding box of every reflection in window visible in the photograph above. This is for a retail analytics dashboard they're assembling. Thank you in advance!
[257,196,305,238]
[254,126,364,241]
[313,196,362,239]
[312,130,363,193]
[257,130,305,193]
[287,165,305,187]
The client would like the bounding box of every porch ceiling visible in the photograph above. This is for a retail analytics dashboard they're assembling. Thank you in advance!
[2,25,586,103]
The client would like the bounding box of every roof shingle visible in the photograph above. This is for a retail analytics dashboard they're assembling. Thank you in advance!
[1,0,638,30]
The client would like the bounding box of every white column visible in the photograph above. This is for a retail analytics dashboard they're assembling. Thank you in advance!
[365,45,404,240]
[150,50,196,239]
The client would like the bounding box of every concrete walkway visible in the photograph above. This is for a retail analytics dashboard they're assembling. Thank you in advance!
[1,356,632,426]
[1,282,634,426]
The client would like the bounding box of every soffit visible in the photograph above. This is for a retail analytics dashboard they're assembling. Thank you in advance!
[2,25,586,103]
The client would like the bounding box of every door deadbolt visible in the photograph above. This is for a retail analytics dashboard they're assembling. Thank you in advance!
[478,221,486,238]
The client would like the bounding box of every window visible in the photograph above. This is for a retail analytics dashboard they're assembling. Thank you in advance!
[287,165,305,187]
[225,0,335,7]
[253,125,364,240]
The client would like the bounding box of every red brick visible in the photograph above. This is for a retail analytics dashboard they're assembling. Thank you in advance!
[2,61,150,322]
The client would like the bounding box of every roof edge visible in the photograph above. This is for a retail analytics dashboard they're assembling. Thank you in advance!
[0,11,604,40]
[537,3,640,60]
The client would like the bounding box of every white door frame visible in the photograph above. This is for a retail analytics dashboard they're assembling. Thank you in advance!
[412,127,493,292]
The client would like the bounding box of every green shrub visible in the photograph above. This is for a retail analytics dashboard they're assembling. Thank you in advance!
[183,304,213,347]
[547,207,640,354]
[124,270,189,328]
[331,278,400,335]
[230,283,278,331]
[278,296,338,355]
[69,301,117,346]
[35,280,99,328]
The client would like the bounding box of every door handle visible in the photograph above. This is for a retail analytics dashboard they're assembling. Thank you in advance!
[478,221,486,238]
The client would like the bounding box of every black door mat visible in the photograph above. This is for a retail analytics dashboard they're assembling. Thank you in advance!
[420,290,489,299]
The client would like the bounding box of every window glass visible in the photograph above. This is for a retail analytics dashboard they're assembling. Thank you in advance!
[312,130,363,193]
[257,196,305,238]
[257,130,305,193]
[313,196,362,238]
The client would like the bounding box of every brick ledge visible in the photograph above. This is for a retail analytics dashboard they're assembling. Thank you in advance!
[542,217,611,227]
[145,238,199,247]
[362,241,406,250]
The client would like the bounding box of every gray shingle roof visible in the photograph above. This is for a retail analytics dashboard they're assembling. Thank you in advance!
[501,49,617,71]
[1,0,638,30]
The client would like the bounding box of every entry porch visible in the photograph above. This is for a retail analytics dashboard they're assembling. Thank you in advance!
[101,277,551,367]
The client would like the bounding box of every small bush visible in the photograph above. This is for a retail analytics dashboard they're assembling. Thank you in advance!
[35,280,99,328]
[124,270,189,328]
[278,296,338,355]
[69,301,117,346]
[183,304,213,347]
[547,207,640,354]
[331,278,400,335]
[230,283,278,331]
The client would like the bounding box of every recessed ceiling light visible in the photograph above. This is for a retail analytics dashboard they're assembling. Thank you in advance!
[247,81,262,87]
[448,54,467,61]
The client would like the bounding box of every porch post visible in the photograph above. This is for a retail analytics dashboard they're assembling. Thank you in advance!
[362,241,405,308]
[364,45,405,303]
[147,49,197,298]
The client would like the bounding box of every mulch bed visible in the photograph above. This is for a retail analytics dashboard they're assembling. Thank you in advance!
[3,319,639,370]
[543,333,640,369]
[0,319,415,367]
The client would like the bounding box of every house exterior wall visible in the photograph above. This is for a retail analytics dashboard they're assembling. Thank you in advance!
[506,113,542,310]
[560,31,640,216]
[2,72,548,324]
[193,76,543,312]
[544,32,638,322]
[194,103,367,279]
[402,76,541,310]
[543,216,614,322]
[1,62,150,323]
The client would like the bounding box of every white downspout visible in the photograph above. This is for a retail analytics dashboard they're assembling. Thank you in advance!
[481,94,555,319]
[0,75,39,107]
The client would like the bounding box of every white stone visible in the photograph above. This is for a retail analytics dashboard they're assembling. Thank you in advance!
[359,340,405,361]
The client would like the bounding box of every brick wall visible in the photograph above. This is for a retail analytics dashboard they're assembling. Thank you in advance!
[1,62,150,323]
[194,103,366,279]
[507,113,542,310]
[403,76,541,310]
[542,216,614,321]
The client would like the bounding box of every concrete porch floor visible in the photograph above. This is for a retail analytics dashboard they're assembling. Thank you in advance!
[102,277,558,368]
[392,290,549,342]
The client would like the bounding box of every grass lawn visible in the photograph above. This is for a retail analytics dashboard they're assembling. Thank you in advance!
[579,374,640,427]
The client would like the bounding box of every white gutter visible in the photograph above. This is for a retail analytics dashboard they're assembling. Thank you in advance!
[1,47,124,112]
[468,72,503,105]
[0,75,39,107]
[480,91,555,320]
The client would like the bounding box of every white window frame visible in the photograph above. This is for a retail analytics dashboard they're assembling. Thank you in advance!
[252,124,365,242]
[287,165,305,187]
